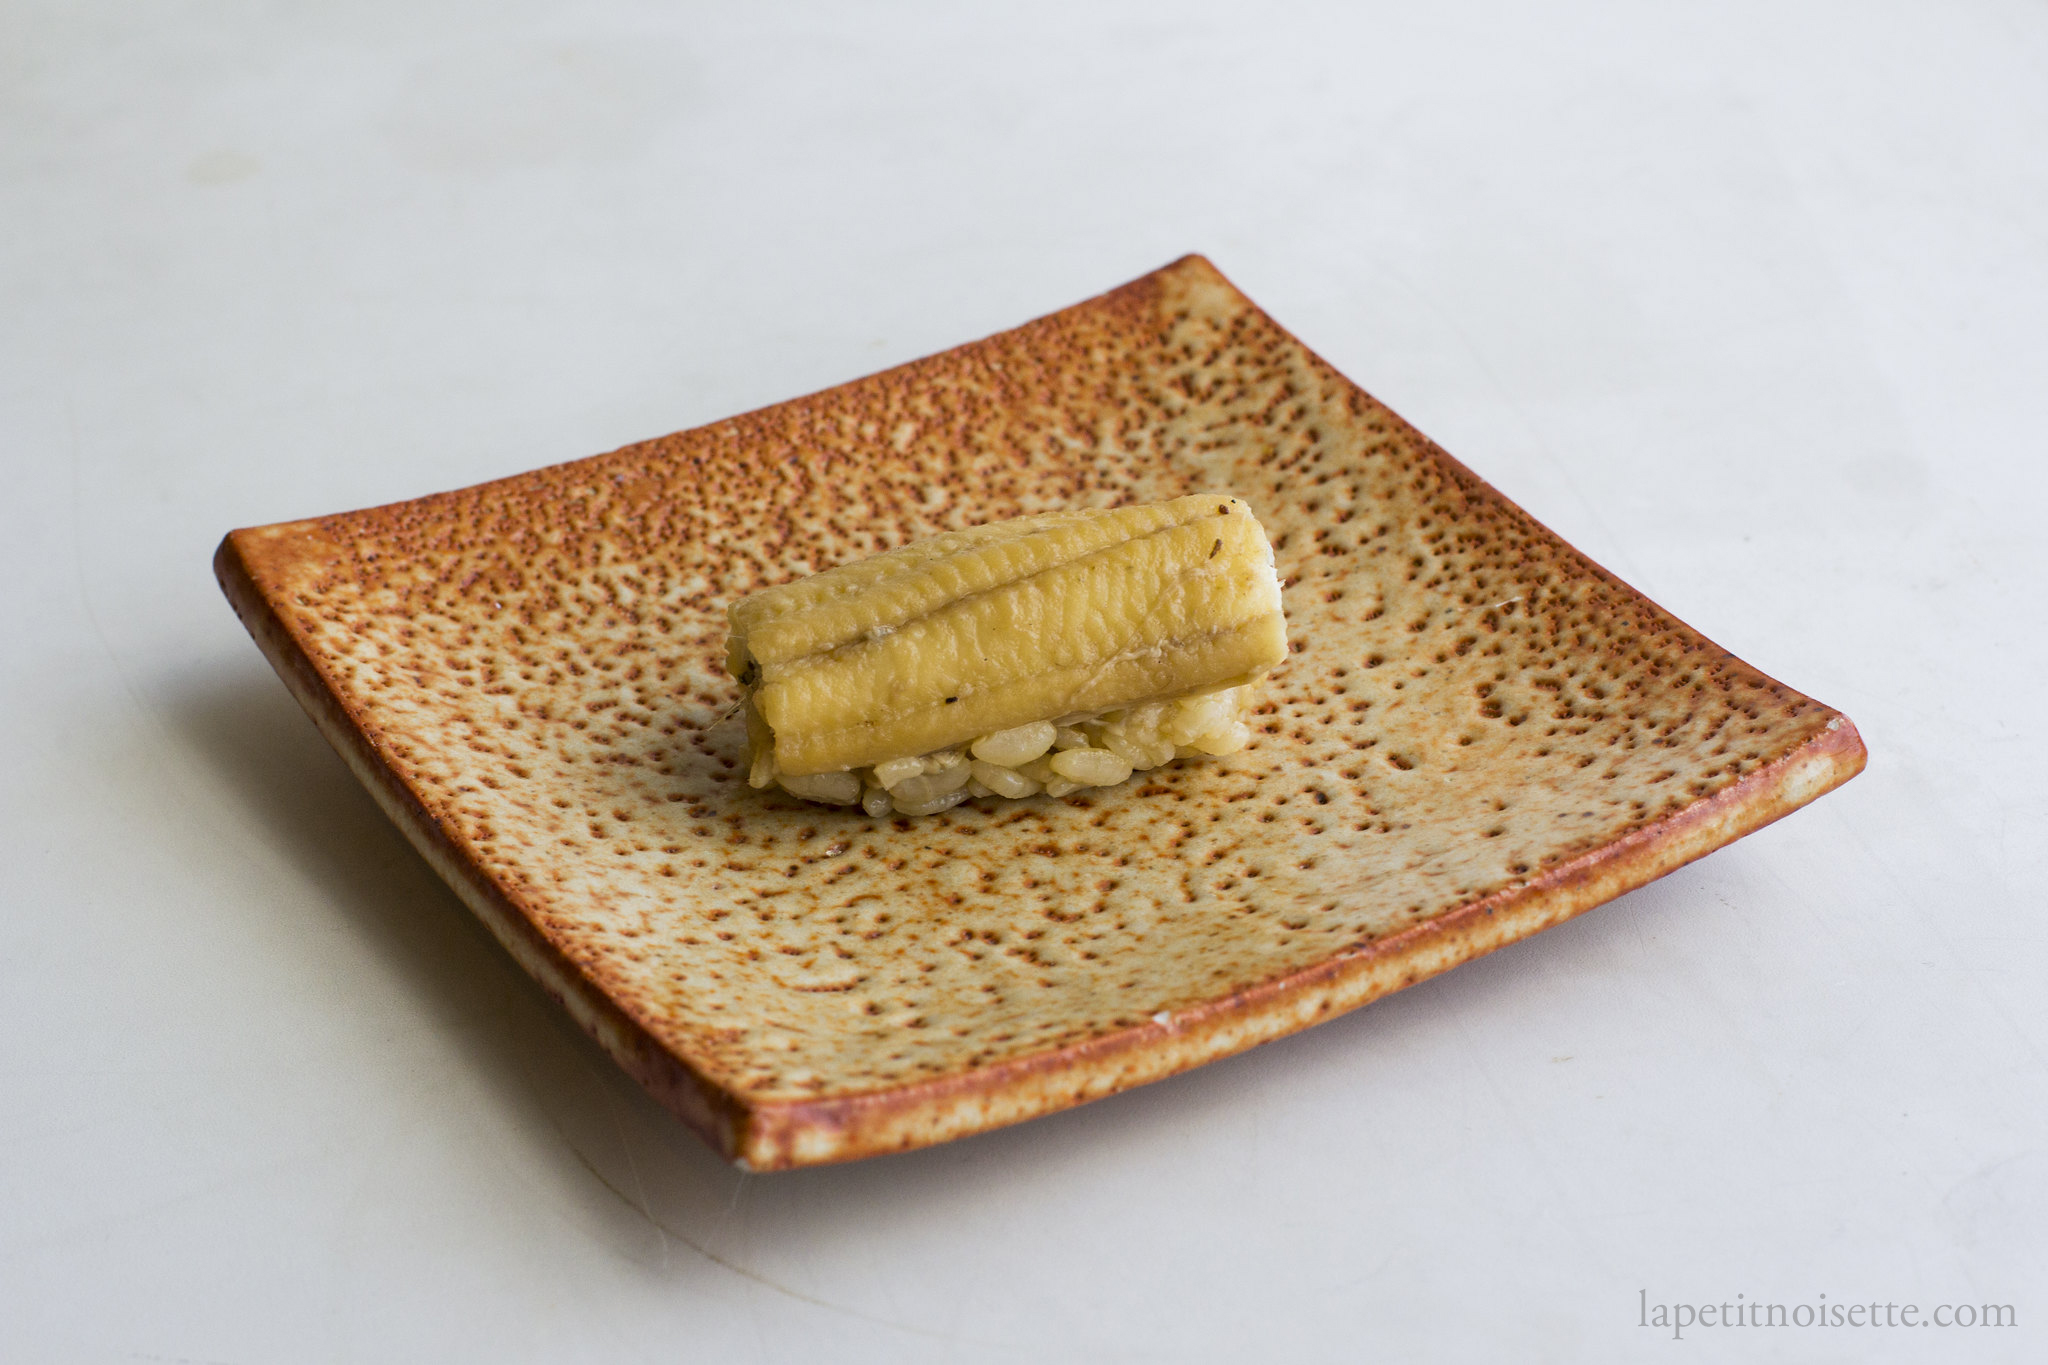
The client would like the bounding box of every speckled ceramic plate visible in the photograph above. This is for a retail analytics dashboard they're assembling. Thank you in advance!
[216,255,1865,1169]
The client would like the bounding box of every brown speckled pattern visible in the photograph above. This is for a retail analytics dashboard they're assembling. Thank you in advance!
[217,256,1865,1168]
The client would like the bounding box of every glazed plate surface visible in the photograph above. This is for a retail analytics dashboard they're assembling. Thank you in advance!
[216,256,1865,1169]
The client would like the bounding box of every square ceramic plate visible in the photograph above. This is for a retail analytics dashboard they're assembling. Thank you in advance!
[216,256,1865,1169]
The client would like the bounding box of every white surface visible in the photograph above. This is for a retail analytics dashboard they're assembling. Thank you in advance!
[4,2,2044,1360]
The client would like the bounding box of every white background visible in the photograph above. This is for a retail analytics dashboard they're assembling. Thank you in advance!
[4,2,2044,1361]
